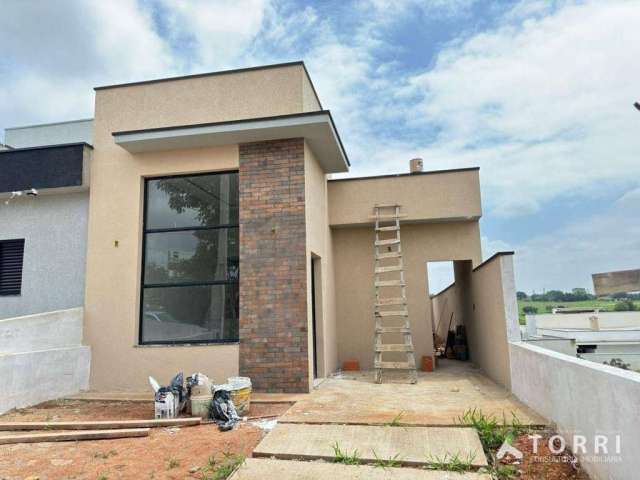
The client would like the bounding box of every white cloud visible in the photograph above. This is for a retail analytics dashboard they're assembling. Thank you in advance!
[369,0,640,217]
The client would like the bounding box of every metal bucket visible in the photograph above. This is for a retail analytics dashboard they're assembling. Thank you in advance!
[227,377,252,416]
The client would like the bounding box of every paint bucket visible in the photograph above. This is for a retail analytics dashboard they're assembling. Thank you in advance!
[227,377,252,416]
[190,394,213,418]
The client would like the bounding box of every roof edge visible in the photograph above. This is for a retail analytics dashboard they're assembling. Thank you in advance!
[328,166,480,182]
[5,118,94,131]
[0,142,93,154]
[94,60,313,92]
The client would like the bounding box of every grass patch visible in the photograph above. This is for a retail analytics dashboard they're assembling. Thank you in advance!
[372,450,402,468]
[198,451,245,480]
[165,457,180,469]
[457,409,528,452]
[331,442,361,465]
[383,411,405,427]
[425,452,475,473]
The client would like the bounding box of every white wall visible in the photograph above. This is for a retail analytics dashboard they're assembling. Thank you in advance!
[0,308,90,414]
[510,341,640,480]
[0,192,89,319]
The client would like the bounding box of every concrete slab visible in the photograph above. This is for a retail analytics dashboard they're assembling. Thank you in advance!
[231,459,491,479]
[253,424,487,467]
[281,361,546,426]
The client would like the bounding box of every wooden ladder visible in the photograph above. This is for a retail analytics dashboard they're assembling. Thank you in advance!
[373,204,418,384]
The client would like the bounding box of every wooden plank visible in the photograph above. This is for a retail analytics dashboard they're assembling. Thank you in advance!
[374,361,415,369]
[375,297,406,306]
[375,225,399,232]
[0,417,201,431]
[374,238,400,246]
[375,326,410,333]
[375,251,402,259]
[0,428,150,445]
[375,344,413,352]
[374,265,402,273]
[375,280,405,287]
[375,310,408,317]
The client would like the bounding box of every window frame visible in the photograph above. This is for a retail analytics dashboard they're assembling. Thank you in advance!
[138,171,240,346]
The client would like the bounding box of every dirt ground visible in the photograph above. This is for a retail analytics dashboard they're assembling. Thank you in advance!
[0,400,291,480]
[498,432,591,480]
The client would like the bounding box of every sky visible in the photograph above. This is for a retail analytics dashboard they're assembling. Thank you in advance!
[1,0,639,294]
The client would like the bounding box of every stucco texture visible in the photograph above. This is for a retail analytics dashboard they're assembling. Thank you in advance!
[0,192,89,320]
[333,221,482,370]
[84,64,321,391]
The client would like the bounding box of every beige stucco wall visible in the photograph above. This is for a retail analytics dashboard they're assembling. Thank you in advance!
[430,254,517,388]
[96,63,320,133]
[304,142,338,379]
[328,169,482,227]
[85,64,325,391]
[333,221,481,370]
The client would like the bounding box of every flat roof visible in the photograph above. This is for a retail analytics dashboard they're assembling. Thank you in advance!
[94,61,323,109]
[328,166,479,182]
[113,111,349,173]
[4,118,94,132]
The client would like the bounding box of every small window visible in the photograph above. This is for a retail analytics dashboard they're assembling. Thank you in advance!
[0,239,25,296]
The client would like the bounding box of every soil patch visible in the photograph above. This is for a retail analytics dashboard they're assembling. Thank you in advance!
[0,401,292,479]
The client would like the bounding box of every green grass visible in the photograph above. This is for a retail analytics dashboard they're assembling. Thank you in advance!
[198,452,246,480]
[425,452,476,473]
[517,299,640,324]
[331,442,361,465]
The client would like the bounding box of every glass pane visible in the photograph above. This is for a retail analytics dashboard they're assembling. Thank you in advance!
[146,173,239,229]
[141,284,239,343]
[144,228,238,284]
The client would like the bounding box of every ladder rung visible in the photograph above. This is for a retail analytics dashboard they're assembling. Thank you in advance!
[376,326,411,333]
[375,344,413,352]
[375,280,405,287]
[375,265,402,273]
[376,226,399,232]
[375,361,414,370]
[373,214,405,219]
[375,203,400,208]
[375,297,406,306]
[375,310,408,317]
[375,238,400,246]
[376,252,402,259]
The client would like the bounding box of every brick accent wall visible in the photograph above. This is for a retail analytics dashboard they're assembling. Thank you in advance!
[238,138,309,393]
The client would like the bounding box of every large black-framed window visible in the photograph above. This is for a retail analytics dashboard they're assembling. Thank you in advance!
[140,171,239,345]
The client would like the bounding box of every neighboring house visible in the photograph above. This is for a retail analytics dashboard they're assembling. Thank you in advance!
[0,120,93,319]
[0,61,514,393]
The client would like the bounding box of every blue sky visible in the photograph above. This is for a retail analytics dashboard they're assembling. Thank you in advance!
[1,0,639,293]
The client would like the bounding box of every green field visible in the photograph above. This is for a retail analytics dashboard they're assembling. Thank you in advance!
[517,299,640,324]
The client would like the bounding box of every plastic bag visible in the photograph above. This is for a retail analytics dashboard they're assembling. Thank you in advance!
[209,389,240,431]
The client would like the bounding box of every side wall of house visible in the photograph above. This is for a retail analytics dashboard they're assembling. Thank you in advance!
[238,138,310,393]
[333,221,482,370]
[304,142,337,379]
[0,192,89,320]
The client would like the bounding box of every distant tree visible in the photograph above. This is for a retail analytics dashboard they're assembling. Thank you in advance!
[516,291,528,300]
[522,306,538,314]
[546,290,565,302]
[611,292,629,300]
[604,358,630,370]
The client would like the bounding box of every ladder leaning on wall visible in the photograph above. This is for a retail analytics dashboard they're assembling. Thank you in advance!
[372,204,418,384]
